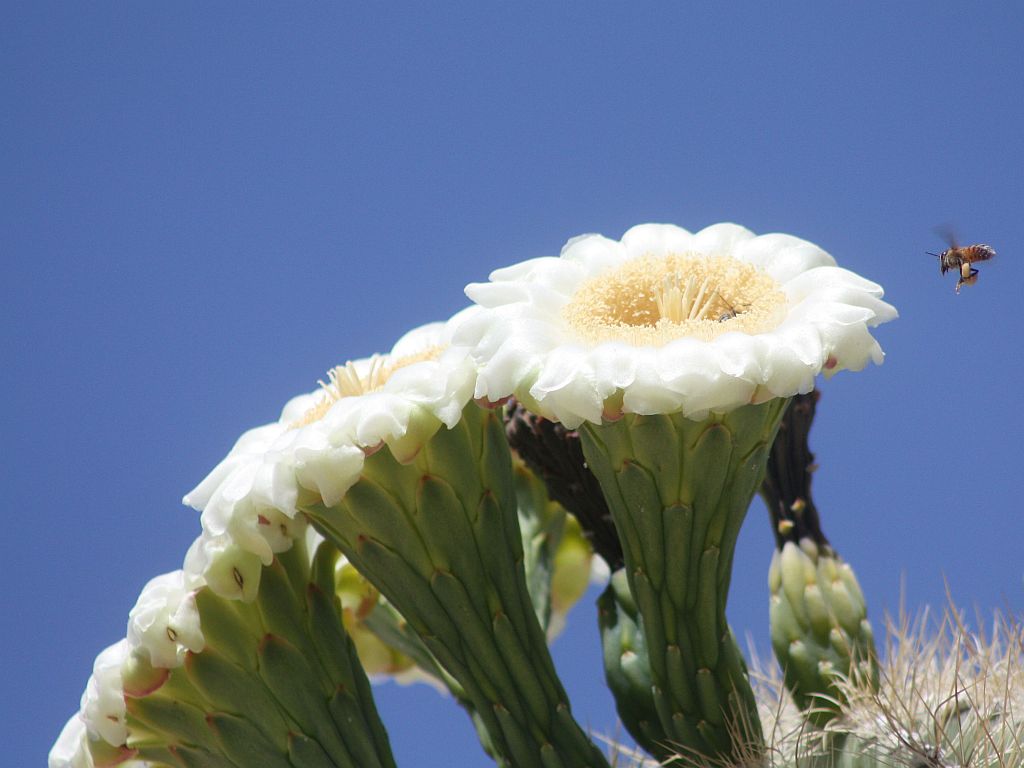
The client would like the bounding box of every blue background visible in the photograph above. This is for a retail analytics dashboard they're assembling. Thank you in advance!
[5,4,1023,766]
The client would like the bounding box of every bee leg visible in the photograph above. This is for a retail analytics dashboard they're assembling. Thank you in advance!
[955,265,980,293]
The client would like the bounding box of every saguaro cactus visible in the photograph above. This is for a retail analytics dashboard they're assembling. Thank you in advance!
[304,402,610,768]
[62,222,1024,768]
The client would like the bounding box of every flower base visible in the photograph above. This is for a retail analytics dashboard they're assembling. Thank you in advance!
[580,399,790,764]
[303,403,609,768]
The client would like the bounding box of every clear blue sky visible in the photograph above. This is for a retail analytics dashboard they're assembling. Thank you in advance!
[4,4,1023,766]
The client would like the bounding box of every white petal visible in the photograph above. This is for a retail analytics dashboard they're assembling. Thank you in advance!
[621,223,694,258]
[560,234,627,272]
[127,571,204,668]
[784,265,885,302]
[279,390,325,424]
[182,422,284,510]
[588,343,640,392]
[80,640,128,746]
[758,325,825,395]
[489,255,561,283]
[294,442,365,507]
[735,233,836,281]
[390,321,447,358]
[531,348,605,427]
[49,714,93,768]
[690,222,756,254]
[464,222,896,426]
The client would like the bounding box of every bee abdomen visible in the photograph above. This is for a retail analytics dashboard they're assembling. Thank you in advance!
[962,244,996,263]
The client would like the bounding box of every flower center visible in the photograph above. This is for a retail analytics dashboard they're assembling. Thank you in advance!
[562,253,786,345]
[291,346,444,428]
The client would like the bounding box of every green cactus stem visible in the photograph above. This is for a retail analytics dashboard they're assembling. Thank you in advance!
[303,403,610,768]
[597,569,674,761]
[352,451,592,765]
[355,594,504,762]
[505,399,683,760]
[513,454,571,636]
[579,400,790,765]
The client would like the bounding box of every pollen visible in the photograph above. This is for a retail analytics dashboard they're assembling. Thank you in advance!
[290,346,445,428]
[562,253,786,345]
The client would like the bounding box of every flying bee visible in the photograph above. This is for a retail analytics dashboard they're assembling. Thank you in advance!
[927,232,996,294]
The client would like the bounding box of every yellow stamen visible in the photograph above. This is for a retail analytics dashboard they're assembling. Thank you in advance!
[563,253,786,346]
[655,272,727,323]
[322,355,391,400]
[290,345,445,428]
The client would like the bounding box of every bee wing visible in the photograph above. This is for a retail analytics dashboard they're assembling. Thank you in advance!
[933,224,959,250]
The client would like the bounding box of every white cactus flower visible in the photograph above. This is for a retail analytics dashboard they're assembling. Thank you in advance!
[182,309,477,598]
[48,715,92,768]
[49,714,156,768]
[293,327,477,487]
[56,573,205,761]
[126,570,205,669]
[79,639,129,747]
[183,394,322,562]
[460,223,897,427]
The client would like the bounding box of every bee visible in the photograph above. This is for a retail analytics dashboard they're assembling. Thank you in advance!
[927,232,996,294]
[714,292,740,322]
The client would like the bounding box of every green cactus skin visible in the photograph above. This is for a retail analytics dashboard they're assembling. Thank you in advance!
[579,400,790,765]
[116,538,397,768]
[598,569,676,761]
[513,456,570,636]
[768,540,879,725]
[760,393,879,726]
[355,454,582,765]
[304,403,610,768]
